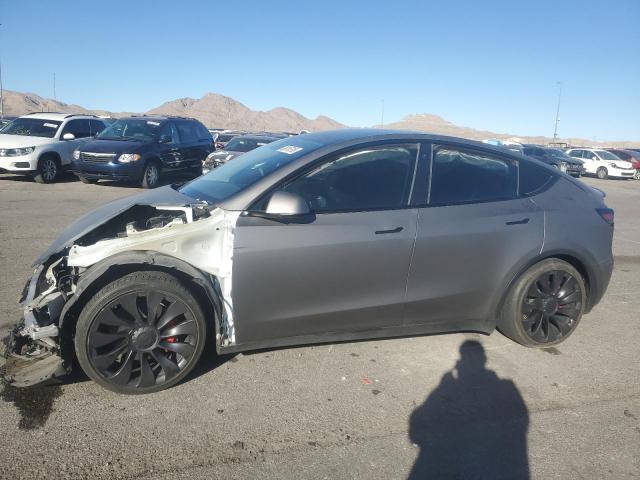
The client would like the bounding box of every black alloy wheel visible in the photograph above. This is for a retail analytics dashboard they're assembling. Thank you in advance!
[521,270,582,343]
[76,271,207,394]
[499,258,586,347]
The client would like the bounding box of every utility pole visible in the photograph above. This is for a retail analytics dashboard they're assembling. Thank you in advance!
[53,73,57,102]
[0,23,4,119]
[553,81,562,140]
[380,99,384,127]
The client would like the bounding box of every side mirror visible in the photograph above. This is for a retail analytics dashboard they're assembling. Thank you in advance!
[62,132,76,141]
[266,191,311,216]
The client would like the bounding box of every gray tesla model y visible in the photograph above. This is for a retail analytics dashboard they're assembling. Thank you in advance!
[3,129,614,393]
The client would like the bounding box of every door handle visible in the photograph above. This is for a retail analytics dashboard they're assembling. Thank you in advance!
[506,218,530,226]
[375,226,404,235]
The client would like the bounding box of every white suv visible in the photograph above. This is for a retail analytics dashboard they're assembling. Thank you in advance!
[566,148,635,180]
[0,113,108,183]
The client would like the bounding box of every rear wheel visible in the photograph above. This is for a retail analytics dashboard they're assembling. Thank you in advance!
[499,259,586,347]
[75,271,207,394]
[141,161,161,188]
[33,156,59,184]
[596,167,608,180]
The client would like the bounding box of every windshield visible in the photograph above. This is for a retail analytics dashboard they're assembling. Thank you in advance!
[225,137,276,152]
[595,150,620,160]
[180,137,324,204]
[217,134,237,143]
[547,148,573,159]
[98,118,163,142]
[0,118,62,138]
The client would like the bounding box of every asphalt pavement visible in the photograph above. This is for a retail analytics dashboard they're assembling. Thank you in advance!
[0,172,638,479]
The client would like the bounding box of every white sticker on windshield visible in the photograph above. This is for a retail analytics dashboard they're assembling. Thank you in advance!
[277,145,303,155]
[146,121,160,126]
[43,123,58,128]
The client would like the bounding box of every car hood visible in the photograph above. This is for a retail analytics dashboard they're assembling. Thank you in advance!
[80,138,148,154]
[558,157,583,166]
[0,134,56,148]
[34,185,198,265]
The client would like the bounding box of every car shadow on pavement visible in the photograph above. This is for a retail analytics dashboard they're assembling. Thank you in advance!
[408,340,530,480]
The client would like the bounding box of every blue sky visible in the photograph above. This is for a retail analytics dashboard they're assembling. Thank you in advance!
[1,0,638,140]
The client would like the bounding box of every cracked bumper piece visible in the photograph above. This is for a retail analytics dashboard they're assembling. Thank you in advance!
[2,325,67,387]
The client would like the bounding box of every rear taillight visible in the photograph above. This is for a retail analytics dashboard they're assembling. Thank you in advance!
[596,207,614,226]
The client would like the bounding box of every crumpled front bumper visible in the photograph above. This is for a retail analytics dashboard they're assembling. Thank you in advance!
[1,265,69,388]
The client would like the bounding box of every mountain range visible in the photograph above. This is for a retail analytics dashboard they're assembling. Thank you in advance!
[1,89,636,147]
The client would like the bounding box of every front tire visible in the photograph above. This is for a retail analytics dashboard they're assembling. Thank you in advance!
[498,259,586,347]
[75,271,207,394]
[596,167,608,180]
[141,161,161,189]
[33,156,59,184]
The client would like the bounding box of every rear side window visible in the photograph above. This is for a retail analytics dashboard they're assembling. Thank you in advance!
[281,144,418,213]
[519,160,555,196]
[176,122,198,143]
[568,150,583,158]
[429,146,517,205]
[61,119,91,138]
[195,122,212,141]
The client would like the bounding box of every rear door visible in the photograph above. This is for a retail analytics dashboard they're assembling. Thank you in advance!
[175,121,199,168]
[157,121,182,168]
[232,143,422,345]
[403,143,545,332]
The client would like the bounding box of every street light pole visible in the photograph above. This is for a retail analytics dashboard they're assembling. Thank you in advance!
[0,23,4,119]
[553,81,562,140]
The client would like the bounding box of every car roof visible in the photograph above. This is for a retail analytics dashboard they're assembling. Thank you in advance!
[232,134,280,141]
[20,112,98,121]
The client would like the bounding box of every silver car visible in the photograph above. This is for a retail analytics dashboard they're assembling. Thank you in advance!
[2,129,614,394]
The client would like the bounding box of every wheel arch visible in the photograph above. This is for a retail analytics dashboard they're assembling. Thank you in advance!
[38,150,62,164]
[58,251,221,361]
[491,249,594,330]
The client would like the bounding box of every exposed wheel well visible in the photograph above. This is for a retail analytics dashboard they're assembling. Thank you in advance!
[59,264,218,366]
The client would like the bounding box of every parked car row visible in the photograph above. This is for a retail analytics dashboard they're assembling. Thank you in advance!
[489,139,640,181]
[0,113,214,187]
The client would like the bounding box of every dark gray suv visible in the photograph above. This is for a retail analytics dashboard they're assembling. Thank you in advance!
[3,129,614,394]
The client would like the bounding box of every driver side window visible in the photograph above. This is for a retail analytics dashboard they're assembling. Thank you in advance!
[280,144,418,213]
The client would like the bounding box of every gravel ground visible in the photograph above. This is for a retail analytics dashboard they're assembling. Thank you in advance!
[0,172,638,480]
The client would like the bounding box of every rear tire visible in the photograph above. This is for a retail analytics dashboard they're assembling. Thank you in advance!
[498,259,586,347]
[596,167,608,180]
[75,271,208,394]
[33,156,59,184]
[141,161,161,189]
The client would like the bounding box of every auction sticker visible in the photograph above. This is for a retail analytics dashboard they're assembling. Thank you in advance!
[277,145,303,155]
[43,123,58,128]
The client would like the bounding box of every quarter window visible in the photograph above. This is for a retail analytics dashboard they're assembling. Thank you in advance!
[519,160,555,196]
[280,144,418,213]
[429,147,517,205]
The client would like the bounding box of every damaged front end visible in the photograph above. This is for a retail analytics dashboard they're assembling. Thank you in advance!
[2,259,72,387]
[2,186,240,388]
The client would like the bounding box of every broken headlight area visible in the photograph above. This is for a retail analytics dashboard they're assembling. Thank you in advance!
[2,257,75,387]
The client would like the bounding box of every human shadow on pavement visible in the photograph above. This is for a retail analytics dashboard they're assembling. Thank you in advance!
[408,340,530,480]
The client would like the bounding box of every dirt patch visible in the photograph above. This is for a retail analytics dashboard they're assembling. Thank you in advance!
[0,382,63,430]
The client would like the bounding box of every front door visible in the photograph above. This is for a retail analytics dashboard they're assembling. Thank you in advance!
[232,143,421,345]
